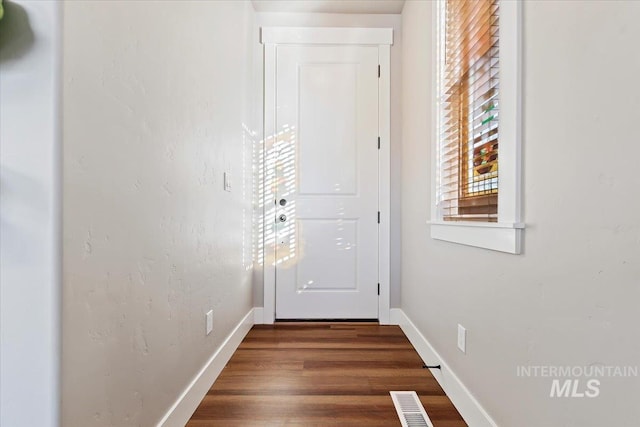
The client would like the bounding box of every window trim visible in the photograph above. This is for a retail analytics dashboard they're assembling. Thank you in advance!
[429,0,524,254]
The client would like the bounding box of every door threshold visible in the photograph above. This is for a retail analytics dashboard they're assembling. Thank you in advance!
[275,318,379,323]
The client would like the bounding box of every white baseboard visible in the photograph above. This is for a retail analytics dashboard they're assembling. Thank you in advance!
[253,307,264,324]
[389,308,498,427]
[157,308,255,427]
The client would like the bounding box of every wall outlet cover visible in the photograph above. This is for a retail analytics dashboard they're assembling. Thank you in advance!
[206,310,213,335]
[457,324,466,354]
[223,172,232,192]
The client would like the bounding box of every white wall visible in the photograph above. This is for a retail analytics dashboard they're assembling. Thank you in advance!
[401,1,640,426]
[62,1,256,425]
[0,1,61,426]
[254,12,403,308]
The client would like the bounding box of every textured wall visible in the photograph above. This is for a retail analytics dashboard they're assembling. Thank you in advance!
[62,1,255,425]
[401,1,640,426]
[0,1,61,426]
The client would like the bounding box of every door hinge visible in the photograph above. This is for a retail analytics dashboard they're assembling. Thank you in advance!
[378,136,381,149]
[377,283,380,295]
[377,211,380,224]
[378,64,381,78]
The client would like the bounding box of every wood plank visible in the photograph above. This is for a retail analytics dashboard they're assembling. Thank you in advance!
[187,323,467,427]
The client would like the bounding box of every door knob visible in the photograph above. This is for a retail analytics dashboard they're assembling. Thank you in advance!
[279,198,287,206]
[279,214,287,223]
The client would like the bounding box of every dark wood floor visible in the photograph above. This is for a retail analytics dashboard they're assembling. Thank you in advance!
[187,323,467,427]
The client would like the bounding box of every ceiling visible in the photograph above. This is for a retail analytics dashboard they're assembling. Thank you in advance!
[252,0,406,15]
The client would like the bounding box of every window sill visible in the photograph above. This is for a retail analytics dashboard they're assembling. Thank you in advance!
[428,220,524,254]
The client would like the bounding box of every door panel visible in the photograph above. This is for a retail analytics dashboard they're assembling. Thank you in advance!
[298,63,358,195]
[295,219,358,291]
[274,45,379,319]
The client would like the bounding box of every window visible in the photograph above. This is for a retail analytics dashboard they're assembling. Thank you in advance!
[430,0,523,253]
[438,0,499,222]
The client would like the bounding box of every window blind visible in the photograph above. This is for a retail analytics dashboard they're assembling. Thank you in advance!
[438,0,500,222]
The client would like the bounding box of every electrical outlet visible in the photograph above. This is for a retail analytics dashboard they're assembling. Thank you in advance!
[457,324,466,354]
[223,172,232,192]
[206,310,213,335]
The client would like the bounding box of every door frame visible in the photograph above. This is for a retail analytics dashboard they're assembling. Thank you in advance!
[260,27,393,324]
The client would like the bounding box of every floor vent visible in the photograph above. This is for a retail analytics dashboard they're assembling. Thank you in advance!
[390,391,434,427]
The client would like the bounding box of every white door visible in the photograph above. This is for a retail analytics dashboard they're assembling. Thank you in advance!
[274,45,379,319]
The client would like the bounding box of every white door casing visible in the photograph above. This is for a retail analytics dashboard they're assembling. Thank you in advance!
[261,27,392,323]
